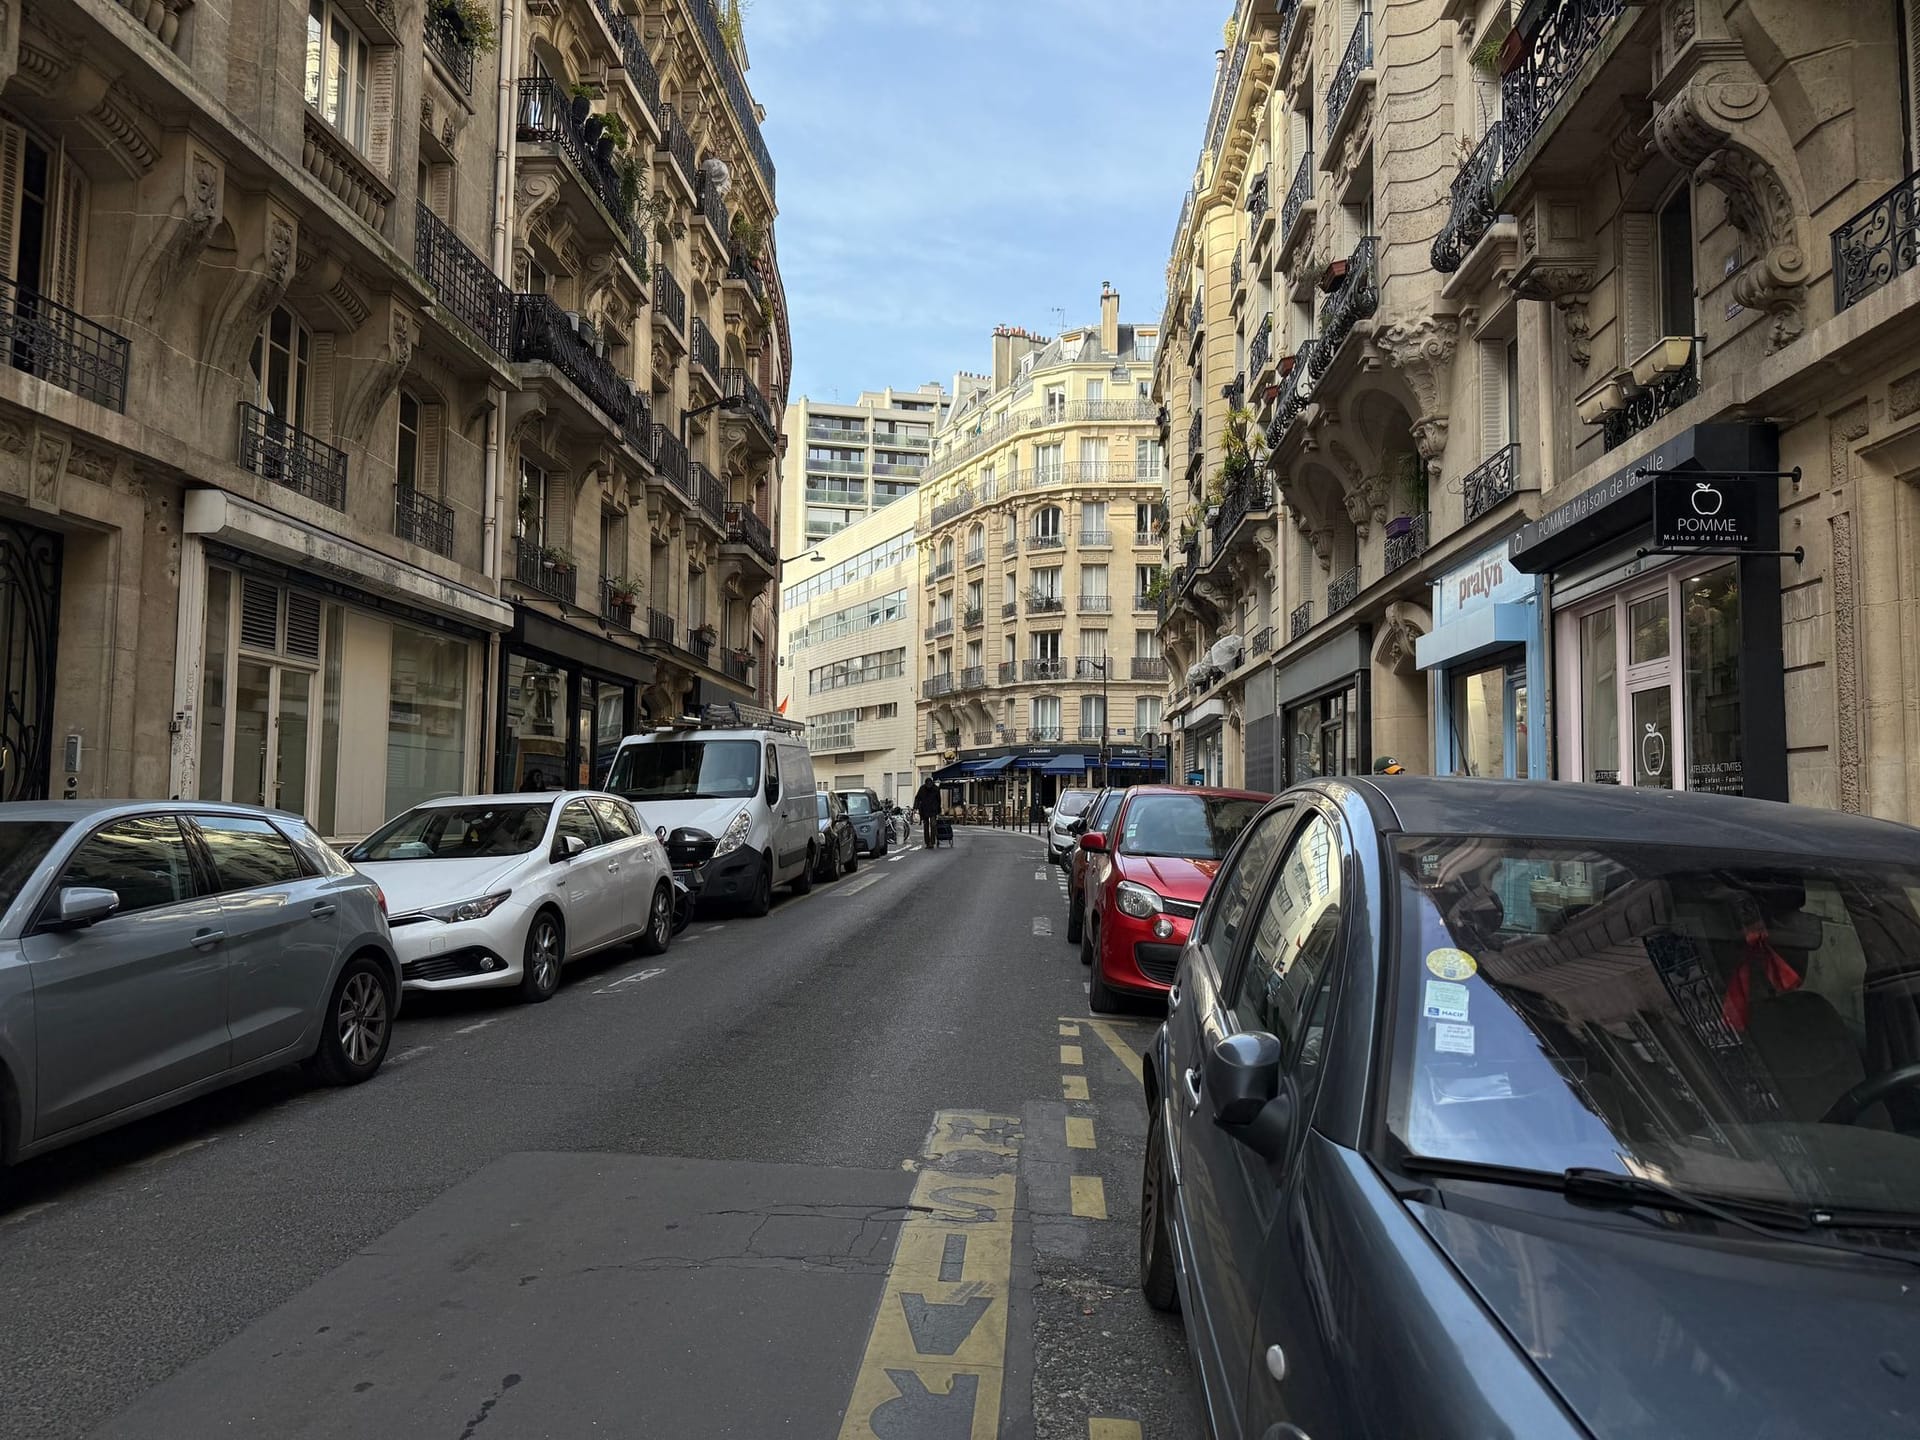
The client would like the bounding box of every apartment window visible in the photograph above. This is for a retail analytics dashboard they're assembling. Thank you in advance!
[966,578,983,611]
[1658,185,1696,339]
[1078,436,1108,470]
[1079,629,1107,660]
[1044,385,1065,420]
[1032,505,1063,541]
[1080,501,1107,539]
[1033,630,1062,661]
[938,537,953,567]
[305,0,373,149]
[1032,565,1062,600]
[1031,696,1062,735]
[249,306,312,430]
[1080,563,1109,599]
[1136,564,1160,597]
[1136,441,1162,480]
[397,392,419,489]
[965,639,983,667]
[1082,695,1107,732]
[1034,444,1063,483]
[1136,695,1164,734]
[1135,629,1161,658]
[1003,570,1017,601]
[1085,378,1104,402]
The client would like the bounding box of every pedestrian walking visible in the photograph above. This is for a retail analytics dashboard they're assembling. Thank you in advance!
[913,776,942,849]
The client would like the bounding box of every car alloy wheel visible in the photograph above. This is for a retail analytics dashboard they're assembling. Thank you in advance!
[520,912,564,1002]
[338,971,389,1069]
[639,880,673,956]
[1139,1112,1180,1311]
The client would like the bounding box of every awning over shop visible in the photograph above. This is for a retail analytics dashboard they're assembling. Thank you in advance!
[931,761,969,784]
[1110,756,1168,771]
[963,755,1015,774]
[1041,754,1088,776]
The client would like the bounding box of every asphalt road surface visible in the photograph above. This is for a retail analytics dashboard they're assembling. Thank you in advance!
[0,826,1201,1440]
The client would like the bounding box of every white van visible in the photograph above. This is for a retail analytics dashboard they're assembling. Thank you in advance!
[603,705,818,916]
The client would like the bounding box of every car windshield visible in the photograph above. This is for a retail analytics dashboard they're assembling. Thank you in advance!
[1054,791,1095,819]
[606,739,760,800]
[352,803,552,861]
[0,819,70,914]
[1117,794,1263,860]
[1388,836,1920,1216]
[842,792,872,816]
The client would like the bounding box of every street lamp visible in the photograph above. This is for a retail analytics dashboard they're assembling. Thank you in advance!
[1090,656,1112,788]
[780,547,826,567]
[681,393,746,449]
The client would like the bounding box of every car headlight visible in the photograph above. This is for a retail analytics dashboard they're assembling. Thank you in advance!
[421,891,512,923]
[1116,881,1164,919]
[713,809,753,858]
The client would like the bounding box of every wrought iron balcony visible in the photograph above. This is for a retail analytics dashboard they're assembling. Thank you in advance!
[600,0,659,109]
[1603,367,1699,452]
[1077,594,1112,613]
[696,172,729,240]
[599,577,635,630]
[653,264,687,333]
[657,102,698,186]
[1327,565,1361,615]
[722,367,774,440]
[1210,479,1272,550]
[622,388,653,460]
[1384,511,1429,574]
[722,648,752,683]
[1265,340,1320,449]
[1131,655,1168,681]
[394,484,454,556]
[1311,237,1378,377]
[922,674,955,699]
[687,631,714,664]
[1289,600,1314,640]
[1002,537,1019,557]
[724,502,777,566]
[515,78,628,227]
[691,459,727,523]
[1461,444,1520,523]
[1001,601,1018,619]
[647,607,676,645]
[651,423,689,492]
[512,293,628,422]
[513,535,576,603]
[1187,409,1204,460]
[1833,166,1920,312]
[690,316,720,381]
[924,616,954,642]
[997,661,1018,683]
[1026,595,1066,616]
[930,491,974,526]
[958,666,987,692]
[1280,150,1315,256]
[1133,592,1157,612]
[237,403,346,510]
[1325,12,1372,144]
[928,559,955,582]
[1248,313,1273,379]
[1079,529,1111,548]
[681,0,776,195]
[1251,626,1274,656]
[1023,658,1068,682]
[964,546,985,568]
[1247,166,1271,231]
[963,605,984,628]
[1501,0,1627,169]
[423,1,475,94]
[415,202,510,356]
[727,244,766,300]
[1431,122,1505,274]
[1026,532,1065,553]
[1230,243,1244,296]
[1027,725,1064,743]
[0,275,131,413]
[1189,289,1205,337]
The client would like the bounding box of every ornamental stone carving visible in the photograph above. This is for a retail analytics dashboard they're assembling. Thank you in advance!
[1376,314,1460,478]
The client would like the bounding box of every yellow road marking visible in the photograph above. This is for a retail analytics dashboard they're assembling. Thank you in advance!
[1090,1421,1142,1440]
[1065,1017,1145,1085]
[1069,1175,1107,1220]
[838,1111,1021,1440]
[1058,1022,1081,1037]
[1060,1044,1084,1066]
[1061,1074,1089,1101]
[1065,1116,1096,1150]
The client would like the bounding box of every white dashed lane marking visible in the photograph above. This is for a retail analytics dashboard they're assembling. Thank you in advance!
[594,966,667,994]
[455,1019,497,1035]
[1033,917,1054,937]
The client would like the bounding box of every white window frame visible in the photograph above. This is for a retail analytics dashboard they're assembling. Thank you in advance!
[306,0,373,151]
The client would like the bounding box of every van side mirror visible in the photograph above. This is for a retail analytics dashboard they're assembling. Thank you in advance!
[45,886,120,930]
[1078,832,1107,853]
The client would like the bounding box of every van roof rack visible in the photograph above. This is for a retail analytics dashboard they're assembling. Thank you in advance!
[676,701,805,735]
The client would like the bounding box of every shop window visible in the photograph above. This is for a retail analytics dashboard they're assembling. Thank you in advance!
[305,0,373,150]
[1580,608,1619,784]
[1683,565,1742,794]
[505,653,566,790]
[388,624,467,816]
[1285,683,1362,783]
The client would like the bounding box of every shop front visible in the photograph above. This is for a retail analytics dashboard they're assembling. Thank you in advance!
[1417,540,1547,778]
[1276,628,1372,784]
[1176,699,1226,787]
[498,607,658,793]
[1508,423,1787,799]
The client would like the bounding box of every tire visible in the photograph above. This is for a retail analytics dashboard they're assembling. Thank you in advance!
[637,879,674,956]
[1088,927,1120,1013]
[1065,886,1082,944]
[743,852,773,917]
[307,955,395,1084]
[877,835,889,858]
[518,909,565,1003]
[1080,917,1095,967]
[844,842,859,875]
[792,846,815,894]
[1140,1108,1181,1312]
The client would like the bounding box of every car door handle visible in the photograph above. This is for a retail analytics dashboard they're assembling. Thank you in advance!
[191,929,226,950]
[1168,983,1183,1012]
[1182,1065,1203,1109]
[310,902,337,919]
[607,862,620,874]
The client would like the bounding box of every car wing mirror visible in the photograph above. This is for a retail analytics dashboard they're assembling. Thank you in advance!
[1078,832,1107,853]
[555,834,587,862]
[46,886,120,930]
[1204,1031,1293,1158]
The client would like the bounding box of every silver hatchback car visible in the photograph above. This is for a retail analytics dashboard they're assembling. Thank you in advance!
[0,801,400,1171]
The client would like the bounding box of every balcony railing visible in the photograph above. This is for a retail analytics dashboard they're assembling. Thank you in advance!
[997,661,1018,684]
[958,666,987,692]
[724,502,777,566]
[1077,724,1110,742]
[513,535,576,603]
[1002,537,1019,557]
[807,486,864,507]
[690,316,720,380]
[1247,165,1270,230]
[647,607,676,645]
[1134,529,1160,548]
[1076,594,1112,613]
[722,367,773,435]
[657,101,698,186]
[599,577,635,630]
[1289,600,1314,640]
[1251,626,1274,656]
[415,202,510,356]
[1326,12,1372,144]
[922,674,955,699]
[515,78,627,226]
[1501,0,1628,168]
[1461,444,1520,523]
[1431,122,1505,274]
[727,244,766,300]
[687,632,714,665]
[723,648,752,683]
[1327,566,1361,616]
[681,0,776,196]
[423,2,476,94]
[601,0,659,110]
[1603,366,1699,452]
[963,606,984,628]
[1028,725,1064,743]
[807,423,867,443]
[1266,340,1321,449]
[622,387,653,461]
[1131,655,1168,681]
[1001,601,1018,619]
[925,618,954,640]
[1023,658,1068,682]
[1384,511,1429,574]
[1230,243,1244,296]
[964,546,985,568]
[394,484,454,556]
[654,264,687,333]
[930,490,973,526]
[1133,593,1157,612]
[513,293,628,422]
[1079,529,1111,548]
[928,559,955,582]
[1248,313,1272,378]
[875,430,933,448]
[1281,150,1315,251]
[651,423,689,491]
[1189,289,1205,337]
[1187,410,1203,458]
[1832,167,1920,312]
[1026,595,1065,616]
[1210,479,1272,549]
[1026,532,1066,552]
[237,403,347,510]
[1311,237,1378,377]
[691,459,727,523]
[696,172,729,239]
[0,276,131,413]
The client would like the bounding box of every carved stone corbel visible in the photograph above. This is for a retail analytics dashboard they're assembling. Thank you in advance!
[1375,313,1460,482]
[1370,600,1432,677]
[338,306,418,445]
[118,142,223,330]
[1509,191,1596,367]
[200,206,298,397]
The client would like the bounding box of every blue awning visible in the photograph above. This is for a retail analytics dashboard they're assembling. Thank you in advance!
[1041,753,1088,776]
[930,761,969,784]
[964,755,1015,774]
[1110,756,1168,771]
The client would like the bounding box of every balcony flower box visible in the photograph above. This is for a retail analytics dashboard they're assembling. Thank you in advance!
[1384,514,1415,539]
[1498,26,1527,76]
[1278,353,1297,378]
[1630,335,1698,390]
[1318,259,1351,293]
[1576,374,1632,425]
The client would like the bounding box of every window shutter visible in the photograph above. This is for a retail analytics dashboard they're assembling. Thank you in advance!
[240,577,281,651]
[1618,211,1658,367]
[418,402,444,498]
[430,163,453,221]
[47,145,86,311]
[368,49,398,175]
[284,591,323,660]
[1477,339,1508,457]
[1909,0,1920,168]
[544,471,571,553]
[0,121,23,288]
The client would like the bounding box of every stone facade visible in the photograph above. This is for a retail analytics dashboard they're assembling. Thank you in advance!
[0,0,788,834]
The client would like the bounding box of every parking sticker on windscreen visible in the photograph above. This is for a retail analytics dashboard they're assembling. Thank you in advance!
[1434,1022,1476,1055]
[1425,948,1478,981]
[1422,980,1470,1023]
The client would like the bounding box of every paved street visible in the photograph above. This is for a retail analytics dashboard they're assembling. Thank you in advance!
[0,827,1199,1440]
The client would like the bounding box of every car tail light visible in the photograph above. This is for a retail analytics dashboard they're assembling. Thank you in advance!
[373,883,388,917]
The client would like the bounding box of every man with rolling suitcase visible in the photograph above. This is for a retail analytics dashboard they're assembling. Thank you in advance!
[912,775,942,850]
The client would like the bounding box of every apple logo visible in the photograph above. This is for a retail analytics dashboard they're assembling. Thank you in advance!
[1691,482,1723,517]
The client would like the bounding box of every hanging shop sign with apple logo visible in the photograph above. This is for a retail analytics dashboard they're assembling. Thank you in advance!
[1652,474,1764,549]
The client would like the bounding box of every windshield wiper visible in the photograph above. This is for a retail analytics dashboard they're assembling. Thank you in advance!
[1399,1155,1920,1269]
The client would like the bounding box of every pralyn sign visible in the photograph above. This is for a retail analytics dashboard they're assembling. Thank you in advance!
[1652,475,1763,549]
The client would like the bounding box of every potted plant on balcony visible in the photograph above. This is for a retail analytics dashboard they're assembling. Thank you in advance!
[1382,452,1426,536]
[431,0,497,50]
[541,545,574,573]
[566,84,595,128]
[1318,257,1351,292]
[691,622,718,648]
[730,212,765,262]
[606,575,640,626]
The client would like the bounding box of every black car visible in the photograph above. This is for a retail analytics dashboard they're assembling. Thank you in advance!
[812,790,857,882]
[1143,777,1920,1440]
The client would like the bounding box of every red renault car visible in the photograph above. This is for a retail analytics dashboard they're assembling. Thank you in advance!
[1079,785,1267,1011]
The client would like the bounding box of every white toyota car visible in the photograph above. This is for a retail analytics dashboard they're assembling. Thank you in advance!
[349,791,674,1002]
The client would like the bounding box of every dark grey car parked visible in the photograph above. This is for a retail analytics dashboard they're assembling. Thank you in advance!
[1143,777,1920,1440]
[0,801,400,1174]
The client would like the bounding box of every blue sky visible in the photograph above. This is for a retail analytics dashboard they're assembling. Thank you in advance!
[742,0,1228,402]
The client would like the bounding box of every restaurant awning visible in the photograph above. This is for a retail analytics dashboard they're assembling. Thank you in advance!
[1041,754,1088,776]
[930,761,969,784]
[1109,755,1168,771]
[964,755,1015,774]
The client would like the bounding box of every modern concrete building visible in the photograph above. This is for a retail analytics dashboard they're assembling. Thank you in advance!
[1,0,788,834]
[916,285,1169,804]
[779,383,950,554]
[778,504,919,806]
[1155,0,1920,822]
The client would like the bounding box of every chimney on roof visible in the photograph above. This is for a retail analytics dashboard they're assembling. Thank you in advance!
[1100,282,1120,356]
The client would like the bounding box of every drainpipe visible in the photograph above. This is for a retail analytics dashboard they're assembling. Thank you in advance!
[479,0,522,782]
